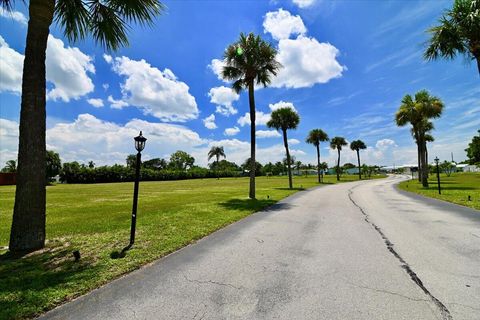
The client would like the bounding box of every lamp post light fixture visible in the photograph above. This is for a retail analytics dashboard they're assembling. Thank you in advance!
[434,156,441,195]
[130,131,147,246]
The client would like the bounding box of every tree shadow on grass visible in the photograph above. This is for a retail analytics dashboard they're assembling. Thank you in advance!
[0,246,101,319]
[274,187,305,191]
[218,198,278,212]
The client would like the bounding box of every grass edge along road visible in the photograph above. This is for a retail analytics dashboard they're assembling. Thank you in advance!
[397,172,480,211]
[0,175,384,320]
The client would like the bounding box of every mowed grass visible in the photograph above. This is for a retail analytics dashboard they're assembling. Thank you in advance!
[398,172,480,210]
[0,174,383,319]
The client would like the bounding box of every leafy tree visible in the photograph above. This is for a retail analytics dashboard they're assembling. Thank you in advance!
[222,32,281,199]
[395,90,444,187]
[465,130,480,164]
[46,150,61,183]
[342,163,356,169]
[330,137,348,181]
[440,161,456,176]
[267,107,300,189]
[242,158,263,176]
[126,154,137,168]
[169,151,195,171]
[294,160,302,175]
[1,160,17,173]
[209,160,240,172]
[424,0,480,75]
[306,129,329,183]
[3,0,164,252]
[350,140,367,180]
[143,158,167,170]
[88,161,95,169]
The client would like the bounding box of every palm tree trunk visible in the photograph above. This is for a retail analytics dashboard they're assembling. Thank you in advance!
[248,81,256,199]
[425,144,429,179]
[356,150,361,180]
[9,0,55,253]
[316,144,321,183]
[417,142,422,182]
[419,137,429,187]
[336,149,341,181]
[216,154,219,179]
[283,129,293,189]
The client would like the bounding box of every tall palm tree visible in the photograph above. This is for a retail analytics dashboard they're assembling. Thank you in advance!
[395,90,444,187]
[222,32,281,199]
[306,129,329,183]
[424,0,480,75]
[350,140,367,180]
[2,0,164,253]
[267,107,300,189]
[208,146,226,178]
[330,137,348,181]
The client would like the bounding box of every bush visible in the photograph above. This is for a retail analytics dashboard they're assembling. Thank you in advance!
[60,162,241,184]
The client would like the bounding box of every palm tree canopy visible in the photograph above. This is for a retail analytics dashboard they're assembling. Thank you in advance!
[222,32,282,93]
[266,107,300,131]
[424,0,480,62]
[208,146,226,161]
[330,136,348,151]
[395,90,444,131]
[306,129,329,146]
[1,0,164,51]
[350,140,367,151]
[425,134,435,142]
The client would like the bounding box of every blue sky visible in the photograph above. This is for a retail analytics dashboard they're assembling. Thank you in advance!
[0,0,478,168]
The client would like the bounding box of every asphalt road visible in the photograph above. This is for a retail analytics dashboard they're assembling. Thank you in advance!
[40,175,480,320]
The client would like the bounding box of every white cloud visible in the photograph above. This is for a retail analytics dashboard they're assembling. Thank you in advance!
[288,138,300,145]
[0,118,19,164]
[292,0,316,8]
[203,114,217,129]
[256,130,281,138]
[108,95,129,109]
[102,83,109,91]
[87,98,104,108]
[208,58,226,81]
[109,56,198,122]
[0,35,23,93]
[237,111,271,127]
[46,35,95,102]
[0,7,27,25]
[103,54,112,64]
[269,100,297,112]
[376,138,397,149]
[272,36,345,88]
[263,9,306,40]
[208,86,239,116]
[224,126,240,136]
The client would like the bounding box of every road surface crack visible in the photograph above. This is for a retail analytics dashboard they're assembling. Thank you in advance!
[183,274,242,290]
[347,282,429,302]
[348,185,453,320]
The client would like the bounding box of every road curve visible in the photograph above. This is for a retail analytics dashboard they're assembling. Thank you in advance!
[39,175,480,320]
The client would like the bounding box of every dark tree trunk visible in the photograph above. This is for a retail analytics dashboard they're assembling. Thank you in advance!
[248,81,256,199]
[356,150,361,180]
[316,144,321,183]
[425,144,429,179]
[336,149,341,181]
[419,136,429,187]
[9,0,55,253]
[216,154,219,179]
[416,140,421,182]
[282,129,293,189]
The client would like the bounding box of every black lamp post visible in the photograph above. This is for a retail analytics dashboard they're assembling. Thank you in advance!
[130,131,147,246]
[434,156,441,195]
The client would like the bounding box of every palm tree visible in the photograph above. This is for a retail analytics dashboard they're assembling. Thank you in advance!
[208,146,226,178]
[425,133,434,178]
[222,32,281,199]
[267,107,300,189]
[330,137,348,181]
[424,0,480,75]
[395,90,444,187]
[350,140,367,180]
[2,160,17,173]
[2,0,164,253]
[306,129,329,183]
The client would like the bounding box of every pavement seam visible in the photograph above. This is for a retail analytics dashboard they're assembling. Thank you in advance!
[183,274,243,290]
[347,184,453,320]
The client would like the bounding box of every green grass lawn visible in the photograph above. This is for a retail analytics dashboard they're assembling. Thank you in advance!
[398,172,480,210]
[0,174,383,320]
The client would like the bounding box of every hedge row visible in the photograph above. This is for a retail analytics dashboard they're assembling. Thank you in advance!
[60,165,242,184]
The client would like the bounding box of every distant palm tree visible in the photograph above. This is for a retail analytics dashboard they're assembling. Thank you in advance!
[330,137,348,181]
[295,161,302,175]
[1,160,17,173]
[88,161,95,169]
[306,129,329,183]
[208,146,226,178]
[350,140,367,180]
[424,0,480,75]
[395,90,444,187]
[2,0,164,253]
[267,107,300,189]
[222,32,281,199]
